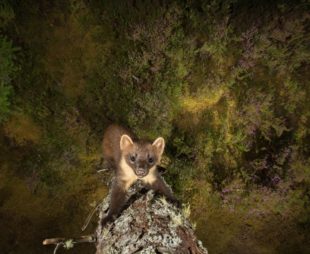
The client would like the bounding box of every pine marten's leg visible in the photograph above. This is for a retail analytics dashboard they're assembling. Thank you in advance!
[150,175,180,206]
[101,180,127,226]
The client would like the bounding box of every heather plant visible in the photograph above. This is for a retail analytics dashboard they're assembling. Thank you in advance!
[0,36,18,122]
[0,0,309,253]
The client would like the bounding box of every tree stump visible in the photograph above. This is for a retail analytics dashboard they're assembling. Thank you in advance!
[95,181,208,254]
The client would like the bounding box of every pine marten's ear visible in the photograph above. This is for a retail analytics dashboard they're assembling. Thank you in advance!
[120,135,133,150]
[152,137,165,156]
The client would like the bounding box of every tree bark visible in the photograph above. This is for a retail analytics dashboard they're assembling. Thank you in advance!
[95,181,208,254]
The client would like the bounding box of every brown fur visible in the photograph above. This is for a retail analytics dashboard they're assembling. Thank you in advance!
[101,124,178,226]
[102,124,134,168]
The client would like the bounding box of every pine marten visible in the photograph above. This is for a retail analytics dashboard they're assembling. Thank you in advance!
[101,124,178,225]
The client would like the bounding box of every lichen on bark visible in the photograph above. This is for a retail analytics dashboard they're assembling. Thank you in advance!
[96,181,208,254]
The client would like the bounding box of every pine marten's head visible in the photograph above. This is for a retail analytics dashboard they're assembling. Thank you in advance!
[120,134,165,178]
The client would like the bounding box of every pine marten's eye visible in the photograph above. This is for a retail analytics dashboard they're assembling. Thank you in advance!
[148,156,154,164]
[129,154,136,163]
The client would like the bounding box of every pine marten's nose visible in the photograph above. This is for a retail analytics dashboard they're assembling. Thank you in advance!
[136,167,147,177]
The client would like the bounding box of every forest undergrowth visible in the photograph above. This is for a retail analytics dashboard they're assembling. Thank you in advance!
[0,0,309,253]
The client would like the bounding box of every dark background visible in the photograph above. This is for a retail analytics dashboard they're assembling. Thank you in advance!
[0,0,309,253]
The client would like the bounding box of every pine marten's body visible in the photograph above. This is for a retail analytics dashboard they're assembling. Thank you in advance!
[102,124,177,225]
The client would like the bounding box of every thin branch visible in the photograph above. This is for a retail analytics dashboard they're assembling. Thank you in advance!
[81,201,103,231]
[43,235,96,253]
[53,243,63,254]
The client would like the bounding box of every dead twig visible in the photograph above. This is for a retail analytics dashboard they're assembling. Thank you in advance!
[82,201,104,231]
[43,235,96,254]
[53,243,62,254]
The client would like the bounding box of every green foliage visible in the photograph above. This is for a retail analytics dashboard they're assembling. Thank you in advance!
[0,0,309,253]
[0,83,11,122]
[0,36,18,122]
[0,1,15,29]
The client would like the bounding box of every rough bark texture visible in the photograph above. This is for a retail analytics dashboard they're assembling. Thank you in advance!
[95,181,208,254]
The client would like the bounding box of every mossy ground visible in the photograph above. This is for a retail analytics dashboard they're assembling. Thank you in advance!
[0,0,309,253]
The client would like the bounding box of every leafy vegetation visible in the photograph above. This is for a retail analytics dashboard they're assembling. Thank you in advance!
[0,0,309,253]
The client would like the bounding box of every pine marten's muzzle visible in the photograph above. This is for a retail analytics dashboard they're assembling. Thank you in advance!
[135,162,148,177]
